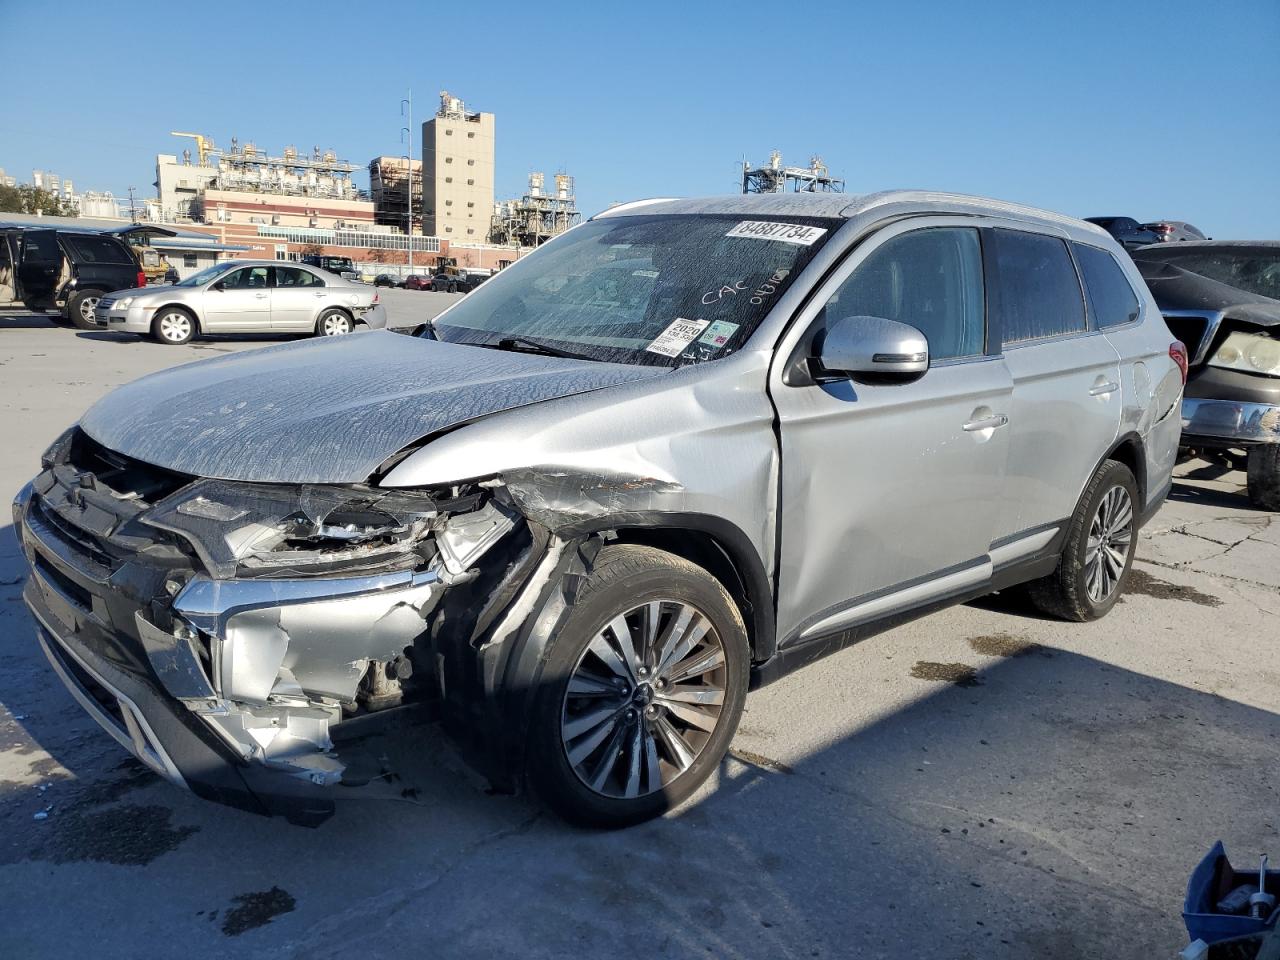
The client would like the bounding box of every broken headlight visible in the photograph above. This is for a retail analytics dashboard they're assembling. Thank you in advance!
[1209,331,1280,377]
[143,479,471,579]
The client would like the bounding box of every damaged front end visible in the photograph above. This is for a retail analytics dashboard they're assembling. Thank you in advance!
[15,427,535,823]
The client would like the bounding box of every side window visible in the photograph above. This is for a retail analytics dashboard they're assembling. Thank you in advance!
[221,266,269,289]
[63,234,134,264]
[822,227,985,361]
[990,230,1086,344]
[1073,243,1140,328]
[274,267,324,288]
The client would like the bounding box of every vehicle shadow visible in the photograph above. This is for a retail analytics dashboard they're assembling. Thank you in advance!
[74,331,303,346]
[0,515,1273,959]
[0,313,65,329]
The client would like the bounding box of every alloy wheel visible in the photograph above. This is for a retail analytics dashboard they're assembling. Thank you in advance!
[322,313,351,336]
[79,295,100,323]
[560,599,727,799]
[158,311,192,343]
[1084,485,1133,603]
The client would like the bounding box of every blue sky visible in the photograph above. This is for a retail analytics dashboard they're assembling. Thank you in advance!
[1,0,1277,236]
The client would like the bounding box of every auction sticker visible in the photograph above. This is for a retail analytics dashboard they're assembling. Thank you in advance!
[646,318,710,357]
[725,221,828,246]
[699,320,740,348]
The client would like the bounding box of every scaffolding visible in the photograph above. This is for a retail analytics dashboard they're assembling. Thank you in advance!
[742,151,844,194]
[369,156,422,234]
[490,172,581,246]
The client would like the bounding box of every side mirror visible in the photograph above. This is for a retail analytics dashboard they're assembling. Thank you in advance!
[210,281,225,291]
[815,315,929,380]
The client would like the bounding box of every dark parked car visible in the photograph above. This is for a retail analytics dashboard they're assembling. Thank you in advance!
[0,226,146,329]
[1134,241,1280,508]
[1084,217,1162,251]
[1144,221,1208,244]
[431,272,488,293]
[403,274,432,290]
[300,255,360,281]
[373,273,403,288]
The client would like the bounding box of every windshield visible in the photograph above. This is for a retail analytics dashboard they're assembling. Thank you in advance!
[425,213,838,366]
[175,263,232,287]
[1162,251,1280,301]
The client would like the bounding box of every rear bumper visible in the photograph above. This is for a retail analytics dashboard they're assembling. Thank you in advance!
[1181,397,1280,446]
[359,304,388,330]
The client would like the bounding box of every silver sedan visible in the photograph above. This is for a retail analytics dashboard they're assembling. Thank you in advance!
[95,259,387,344]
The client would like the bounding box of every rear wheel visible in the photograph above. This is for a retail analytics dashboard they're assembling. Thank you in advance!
[67,289,104,331]
[1026,460,1138,621]
[316,309,352,336]
[151,307,196,345]
[1247,446,1280,511]
[527,545,749,827]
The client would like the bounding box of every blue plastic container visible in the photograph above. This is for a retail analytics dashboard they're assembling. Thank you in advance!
[1184,842,1280,944]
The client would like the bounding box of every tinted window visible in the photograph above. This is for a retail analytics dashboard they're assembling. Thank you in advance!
[274,266,325,288]
[991,230,1086,344]
[1074,243,1141,328]
[821,228,985,360]
[221,266,270,289]
[63,234,134,264]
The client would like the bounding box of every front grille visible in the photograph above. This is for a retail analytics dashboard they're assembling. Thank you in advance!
[97,297,116,310]
[33,554,93,613]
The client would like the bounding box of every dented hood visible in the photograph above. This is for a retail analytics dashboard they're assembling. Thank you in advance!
[80,331,667,483]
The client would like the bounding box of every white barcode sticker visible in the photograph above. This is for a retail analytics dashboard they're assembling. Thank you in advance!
[645,318,710,357]
[725,221,828,246]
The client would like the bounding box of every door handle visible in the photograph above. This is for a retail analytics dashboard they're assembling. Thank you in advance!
[1089,380,1120,397]
[255,292,268,299]
[963,414,1009,432]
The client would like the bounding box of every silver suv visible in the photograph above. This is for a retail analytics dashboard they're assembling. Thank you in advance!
[95,259,386,344]
[14,192,1184,827]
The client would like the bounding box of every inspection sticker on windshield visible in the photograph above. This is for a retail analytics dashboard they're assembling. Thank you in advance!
[646,318,710,357]
[699,320,739,348]
[725,221,828,246]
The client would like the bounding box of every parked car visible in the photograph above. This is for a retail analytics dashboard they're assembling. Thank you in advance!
[431,272,487,293]
[1134,241,1280,508]
[0,226,146,329]
[300,254,361,282]
[1084,217,1162,251]
[93,259,387,344]
[1144,221,1208,244]
[403,274,433,290]
[374,273,403,288]
[13,191,1183,828]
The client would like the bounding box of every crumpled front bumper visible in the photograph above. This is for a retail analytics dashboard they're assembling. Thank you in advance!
[13,483,453,824]
[1181,397,1280,445]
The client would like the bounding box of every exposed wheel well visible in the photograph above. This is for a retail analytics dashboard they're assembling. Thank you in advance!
[607,526,774,663]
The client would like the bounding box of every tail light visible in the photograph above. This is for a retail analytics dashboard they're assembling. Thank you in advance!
[1170,341,1189,385]
[137,270,147,288]
[372,290,380,304]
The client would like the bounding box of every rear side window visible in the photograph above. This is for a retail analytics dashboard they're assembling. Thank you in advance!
[822,227,985,361]
[1074,243,1141,328]
[990,230,1086,344]
[274,266,325,288]
[62,234,134,265]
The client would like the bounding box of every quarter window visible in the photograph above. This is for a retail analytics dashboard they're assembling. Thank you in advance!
[63,234,133,264]
[821,227,986,361]
[273,266,325,288]
[990,230,1086,344]
[1073,243,1140,328]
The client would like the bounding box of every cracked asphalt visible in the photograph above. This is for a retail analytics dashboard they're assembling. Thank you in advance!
[1,302,1278,959]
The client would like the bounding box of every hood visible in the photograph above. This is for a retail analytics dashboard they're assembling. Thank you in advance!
[1136,260,1280,328]
[79,331,668,484]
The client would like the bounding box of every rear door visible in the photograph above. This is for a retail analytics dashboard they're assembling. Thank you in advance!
[987,228,1121,542]
[16,229,62,306]
[269,265,328,331]
[203,265,271,330]
[58,233,140,293]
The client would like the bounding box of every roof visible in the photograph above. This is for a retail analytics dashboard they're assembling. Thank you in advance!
[1136,240,1280,251]
[596,190,1102,237]
[0,211,213,240]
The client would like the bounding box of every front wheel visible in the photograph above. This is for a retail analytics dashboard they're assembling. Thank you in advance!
[67,289,104,331]
[316,309,353,336]
[1247,446,1280,511]
[527,544,749,827]
[151,307,196,345]
[1026,459,1138,621]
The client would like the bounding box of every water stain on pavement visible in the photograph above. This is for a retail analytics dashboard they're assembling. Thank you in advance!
[1125,569,1222,607]
[221,887,297,936]
[910,661,982,687]
[22,803,198,866]
[968,633,1052,659]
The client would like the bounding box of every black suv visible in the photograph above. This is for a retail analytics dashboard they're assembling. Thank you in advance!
[1084,217,1162,251]
[1,227,145,329]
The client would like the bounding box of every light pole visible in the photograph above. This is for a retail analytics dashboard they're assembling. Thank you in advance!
[400,91,413,279]
[127,185,138,223]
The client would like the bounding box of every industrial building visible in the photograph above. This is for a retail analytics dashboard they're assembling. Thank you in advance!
[369,156,422,234]
[490,172,581,246]
[421,92,495,240]
[741,151,844,194]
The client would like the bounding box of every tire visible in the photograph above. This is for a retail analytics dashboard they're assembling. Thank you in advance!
[526,544,749,828]
[150,307,196,345]
[316,309,352,336]
[67,289,105,331]
[1026,460,1139,622]
[448,282,457,294]
[1247,446,1280,511]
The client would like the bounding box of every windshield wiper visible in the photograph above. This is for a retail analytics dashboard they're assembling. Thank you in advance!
[489,336,595,361]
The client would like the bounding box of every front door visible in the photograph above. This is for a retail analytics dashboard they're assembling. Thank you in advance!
[203,265,271,331]
[269,265,328,331]
[770,222,1012,646]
